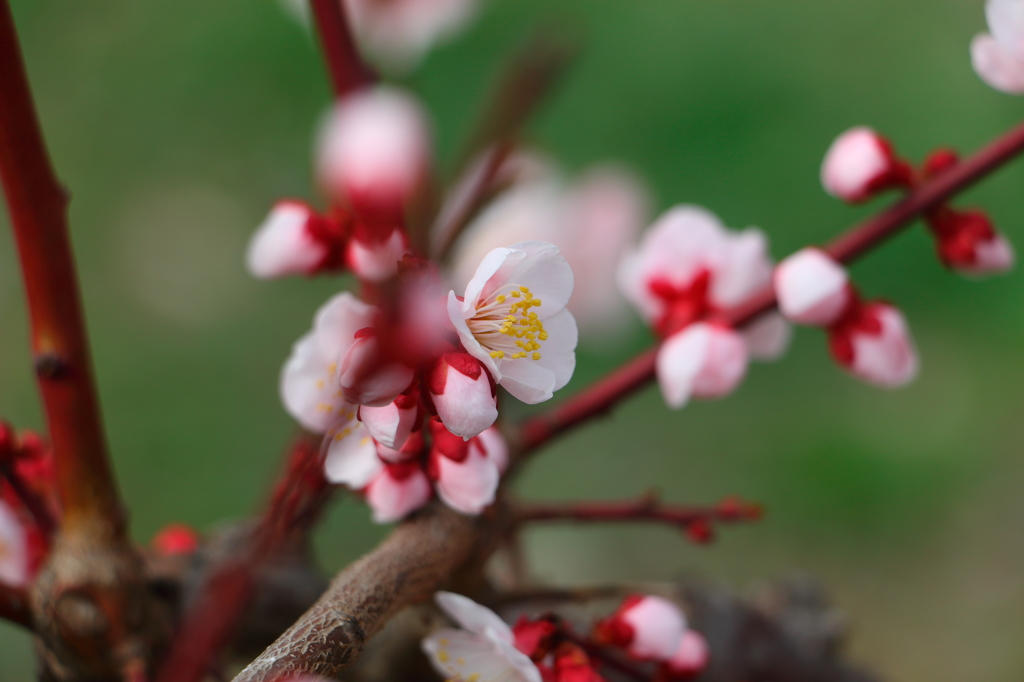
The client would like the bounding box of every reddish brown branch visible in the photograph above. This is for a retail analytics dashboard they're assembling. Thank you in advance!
[0,460,57,538]
[0,0,122,537]
[155,434,332,682]
[308,0,375,99]
[514,494,761,543]
[0,582,32,630]
[519,119,1024,453]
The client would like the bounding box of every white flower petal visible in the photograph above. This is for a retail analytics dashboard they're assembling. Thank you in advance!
[774,248,851,327]
[324,421,383,489]
[435,592,515,643]
[463,248,521,313]
[359,400,419,450]
[848,304,919,388]
[498,361,557,405]
[987,0,1024,60]
[246,201,325,279]
[347,229,410,282]
[313,292,376,363]
[436,447,500,516]
[657,323,748,410]
[821,127,892,202]
[448,291,501,381]
[742,312,792,361]
[280,333,352,433]
[964,233,1016,275]
[498,241,575,318]
[474,427,509,474]
[0,500,29,587]
[530,308,578,391]
[972,33,1024,94]
[710,228,772,308]
[432,360,498,440]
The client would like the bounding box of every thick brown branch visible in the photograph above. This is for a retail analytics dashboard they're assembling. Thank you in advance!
[0,582,32,630]
[0,0,122,537]
[518,119,1024,453]
[308,0,375,99]
[232,504,484,682]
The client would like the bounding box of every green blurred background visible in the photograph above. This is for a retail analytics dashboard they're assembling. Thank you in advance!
[2,0,1023,679]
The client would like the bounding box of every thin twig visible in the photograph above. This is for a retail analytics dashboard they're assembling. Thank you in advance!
[0,460,57,538]
[518,119,1024,454]
[0,582,32,630]
[0,0,123,537]
[155,434,332,682]
[308,0,375,99]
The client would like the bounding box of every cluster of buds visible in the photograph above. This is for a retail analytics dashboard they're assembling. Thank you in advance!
[821,127,1015,276]
[775,248,918,387]
[0,424,56,587]
[617,206,790,409]
[423,592,709,682]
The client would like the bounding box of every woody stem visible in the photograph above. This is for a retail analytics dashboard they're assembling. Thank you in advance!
[307,0,375,99]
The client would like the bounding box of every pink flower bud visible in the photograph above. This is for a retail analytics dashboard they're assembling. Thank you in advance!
[829,301,918,388]
[246,201,342,279]
[821,127,911,203]
[151,523,200,557]
[359,392,421,449]
[594,595,686,661]
[0,499,29,587]
[431,437,500,516]
[338,328,415,407]
[365,461,432,523]
[428,352,498,440]
[346,227,410,282]
[656,323,748,410]
[972,0,1024,94]
[928,209,1015,276]
[317,87,430,226]
[376,429,425,464]
[774,248,851,326]
[656,630,710,681]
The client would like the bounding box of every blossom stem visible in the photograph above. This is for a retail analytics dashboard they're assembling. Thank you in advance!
[432,31,576,259]
[519,119,1024,454]
[155,433,333,682]
[0,582,31,630]
[514,494,761,537]
[308,0,375,99]
[564,632,650,682]
[0,0,123,537]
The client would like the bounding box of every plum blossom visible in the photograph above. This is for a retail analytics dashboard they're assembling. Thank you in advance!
[360,392,421,449]
[423,591,543,682]
[246,200,345,279]
[774,248,851,327]
[0,499,29,587]
[316,86,430,226]
[450,164,649,338]
[820,127,912,203]
[972,0,1024,94]
[829,301,919,388]
[429,420,507,515]
[280,292,374,432]
[364,461,433,523]
[428,352,498,440]
[656,630,710,681]
[926,208,1015,276]
[448,241,578,404]
[618,206,788,409]
[594,595,686,661]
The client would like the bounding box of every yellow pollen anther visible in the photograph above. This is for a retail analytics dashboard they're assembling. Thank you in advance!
[533,352,541,360]
[519,286,530,293]
[490,350,505,359]
[510,290,521,298]
[437,650,449,663]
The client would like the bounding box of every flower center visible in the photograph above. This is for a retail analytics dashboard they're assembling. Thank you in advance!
[467,285,547,361]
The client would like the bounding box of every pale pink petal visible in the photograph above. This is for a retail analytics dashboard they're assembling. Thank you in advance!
[365,465,432,523]
[662,630,710,678]
[821,127,894,202]
[430,355,498,440]
[987,0,1024,60]
[709,228,773,308]
[435,446,501,515]
[246,201,326,279]
[435,591,515,643]
[495,241,575,319]
[0,500,29,587]
[531,308,578,391]
[462,248,521,313]
[324,420,383,489]
[280,333,352,433]
[448,290,500,381]
[347,228,410,282]
[774,248,851,326]
[620,596,686,661]
[313,292,377,363]
[474,427,509,474]
[338,335,415,407]
[742,312,792,361]
[964,233,1016,275]
[316,86,430,214]
[344,0,480,73]
[656,324,748,410]
[848,304,919,388]
[972,33,1024,94]
[359,400,419,450]
[496,361,557,405]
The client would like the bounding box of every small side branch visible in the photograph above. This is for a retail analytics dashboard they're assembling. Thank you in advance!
[514,494,761,543]
[518,119,1024,454]
[0,582,31,630]
[308,0,375,99]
